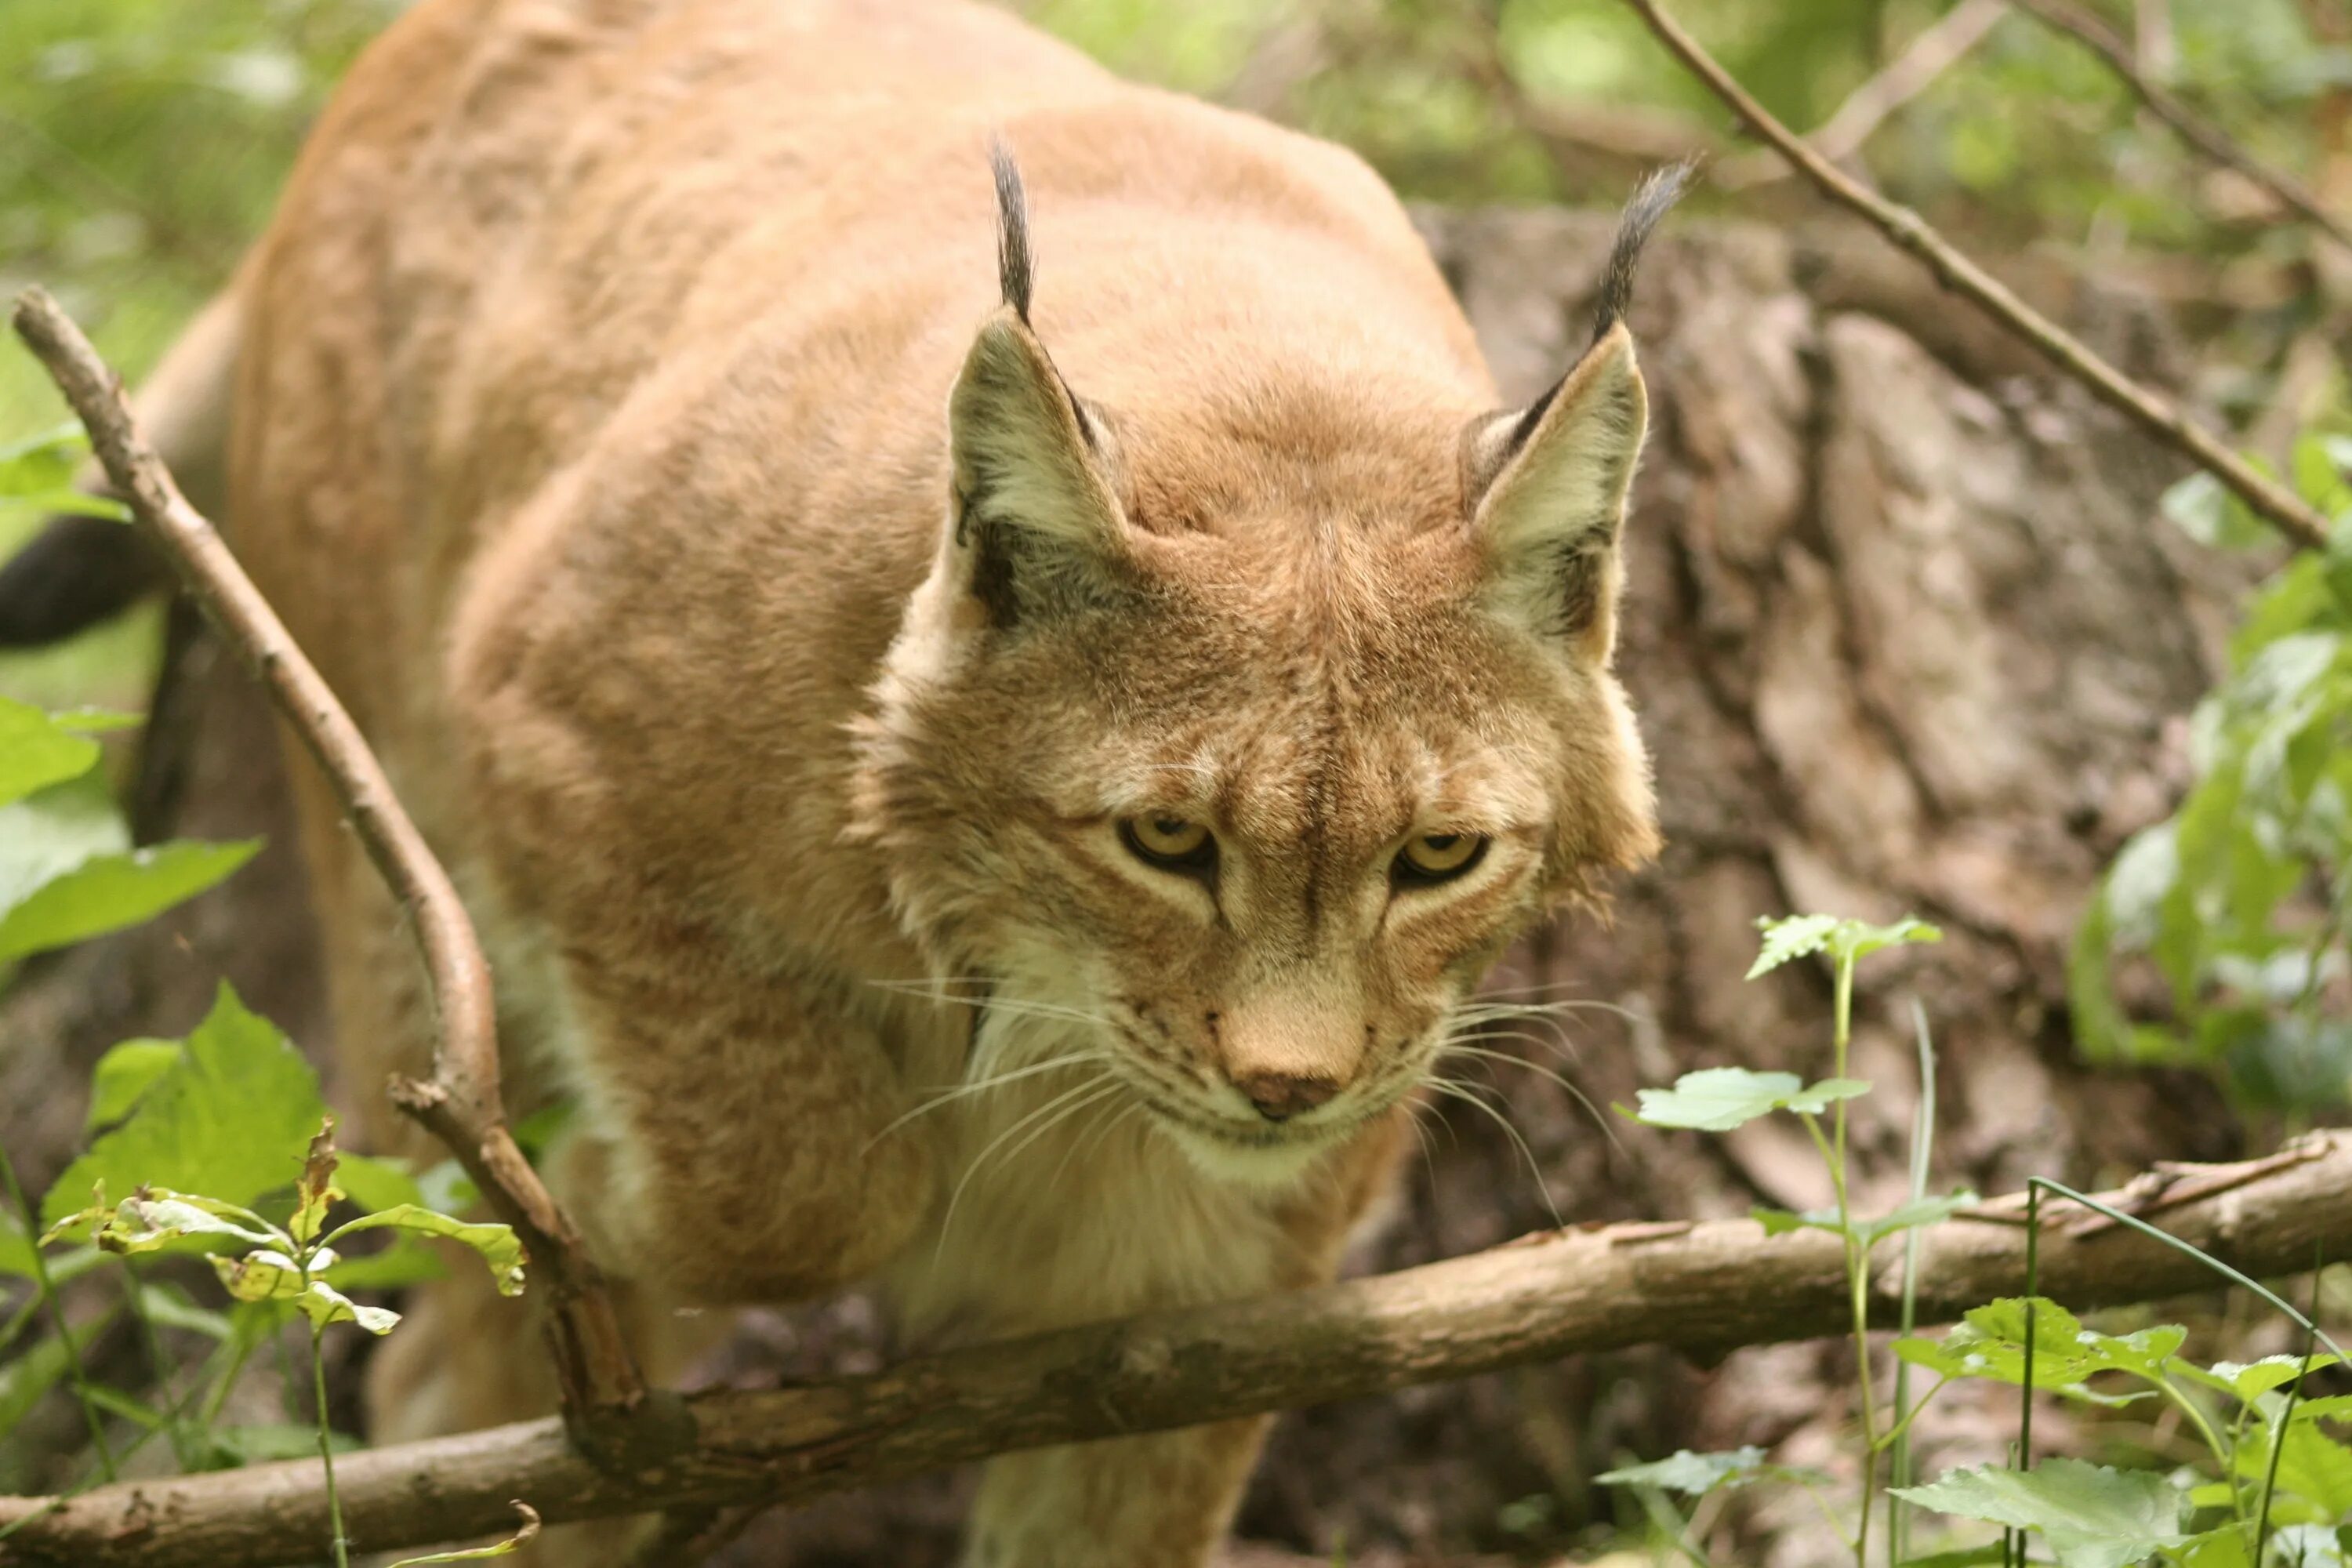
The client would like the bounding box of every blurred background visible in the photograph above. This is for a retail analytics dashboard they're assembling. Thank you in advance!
[5,2,2352,1565]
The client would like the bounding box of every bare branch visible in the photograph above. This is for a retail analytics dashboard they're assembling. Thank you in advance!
[6,287,646,1425]
[5,1134,2351,1567]
[1718,0,2011,188]
[2009,0,2352,258]
[1617,0,2335,554]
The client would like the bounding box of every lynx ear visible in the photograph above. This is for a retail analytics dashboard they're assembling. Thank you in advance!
[946,141,1126,627]
[1466,326,1647,659]
[1466,162,1690,662]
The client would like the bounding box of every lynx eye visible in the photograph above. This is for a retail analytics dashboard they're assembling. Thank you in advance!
[1120,815,1216,872]
[1394,832,1486,887]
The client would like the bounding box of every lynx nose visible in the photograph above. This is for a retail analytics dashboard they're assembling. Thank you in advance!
[1235,1071,1341,1123]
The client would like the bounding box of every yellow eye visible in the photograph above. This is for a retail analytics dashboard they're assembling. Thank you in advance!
[1121,815,1215,870]
[1396,833,1486,884]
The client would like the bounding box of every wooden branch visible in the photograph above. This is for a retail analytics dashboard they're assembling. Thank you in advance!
[2008,0,2352,258]
[6,289,646,1425]
[1717,0,2011,188]
[5,1134,2350,1567]
[1617,0,2336,554]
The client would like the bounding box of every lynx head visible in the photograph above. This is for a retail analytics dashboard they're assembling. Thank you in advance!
[855,146,1685,1184]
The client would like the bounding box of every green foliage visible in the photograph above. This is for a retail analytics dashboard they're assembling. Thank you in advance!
[1631,1065,1871,1131]
[1596,1445,1830,1496]
[1893,1459,2190,1568]
[2071,447,2352,1113]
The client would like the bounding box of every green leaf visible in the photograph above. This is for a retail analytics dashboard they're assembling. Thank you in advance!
[325,1205,524,1297]
[1634,1066,1870,1132]
[211,1247,316,1303]
[2180,1354,2344,1403]
[0,837,261,962]
[0,697,100,807]
[1595,1445,1826,1496]
[1896,1548,2012,1568]
[1749,914,1840,978]
[139,1281,231,1340]
[43,985,330,1228]
[0,1305,120,1435]
[71,1190,283,1256]
[206,1422,362,1466]
[2163,470,2270,553]
[290,1119,340,1247]
[295,1276,401,1335]
[0,1211,34,1278]
[46,709,143,734]
[1831,916,1944,964]
[1892,1298,2185,1392]
[333,1154,425,1215]
[1754,1206,1845,1237]
[2235,1418,2352,1520]
[387,1503,542,1564]
[1892,1458,2189,1568]
[84,1038,183,1131]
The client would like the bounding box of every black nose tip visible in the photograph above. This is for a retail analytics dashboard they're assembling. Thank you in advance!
[1236,1072,1341,1122]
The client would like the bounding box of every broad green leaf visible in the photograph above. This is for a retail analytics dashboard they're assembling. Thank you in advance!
[0,1305,119,1436]
[2162,470,2270,553]
[387,1503,542,1564]
[1634,1066,1870,1132]
[0,697,99,807]
[1892,1458,2189,1568]
[47,709,142,734]
[326,1205,524,1296]
[1895,1548,2011,1568]
[212,1247,320,1304]
[296,1276,400,1335]
[0,488,129,522]
[1831,916,1943,964]
[207,1422,362,1466]
[318,1238,446,1292]
[0,837,261,962]
[2235,1419,2352,1520]
[1749,914,1839,978]
[72,1190,282,1255]
[335,1155,426,1214]
[84,1038,183,1131]
[139,1281,231,1340]
[0,423,85,494]
[1754,1206,1845,1238]
[1595,1445,1825,1496]
[43,985,329,1227]
[0,1212,34,1278]
[2179,1354,2344,1403]
[1893,1299,2180,1391]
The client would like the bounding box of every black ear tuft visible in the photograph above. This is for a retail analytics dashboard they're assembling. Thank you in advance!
[1586,158,1697,350]
[989,136,1034,325]
[1497,160,1694,459]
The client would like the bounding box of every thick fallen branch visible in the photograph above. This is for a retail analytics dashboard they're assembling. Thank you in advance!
[7,289,645,1425]
[4,1134,2349,1567]
[2006,0,2352,259]
[1618,0,2334,554]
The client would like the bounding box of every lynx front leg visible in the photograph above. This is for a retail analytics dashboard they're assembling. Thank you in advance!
[548,924,941,1306]
[964,1418,1273,1568]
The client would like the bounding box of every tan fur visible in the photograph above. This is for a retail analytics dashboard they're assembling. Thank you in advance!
[200,1,1664,1560]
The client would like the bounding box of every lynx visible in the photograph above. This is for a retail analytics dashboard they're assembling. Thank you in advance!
[1,0,1679,1559]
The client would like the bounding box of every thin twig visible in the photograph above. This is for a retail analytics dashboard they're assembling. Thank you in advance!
[1617,0,2335,554]
[6,1131,2352,1567]
[1718,0,2012,188]
[6,287,645,1428]
[2007,0,2352,258]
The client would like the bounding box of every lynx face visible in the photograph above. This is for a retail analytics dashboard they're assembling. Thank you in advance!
[852,156,1674,1185]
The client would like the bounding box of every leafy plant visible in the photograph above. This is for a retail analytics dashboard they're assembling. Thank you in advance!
[2073,440,2352,1117]
[1608,911,1956,1566]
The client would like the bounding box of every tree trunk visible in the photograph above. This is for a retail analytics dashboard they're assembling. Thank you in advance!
[0,206,2240,1563]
